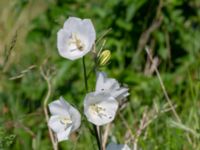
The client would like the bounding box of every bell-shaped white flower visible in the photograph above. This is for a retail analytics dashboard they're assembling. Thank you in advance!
[106,143,131,150]
[96,72,129,102]
[84,92,118,126]
[57,17,96,60]
[48,97,81,142]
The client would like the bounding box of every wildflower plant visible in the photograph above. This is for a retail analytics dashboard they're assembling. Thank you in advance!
[46,16,130,149]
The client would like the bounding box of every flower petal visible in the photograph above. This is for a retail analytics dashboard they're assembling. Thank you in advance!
[95,72,129,101]
[112,88,129,101]
[57,97,81,132]
[57,17,96,60]
[68,104,81,132]
[57,29,73,59]
[84,92,118,126]
[63,17,82,31]
[91,99,118,126]
[48,97,81,142]
[57,29,86,60]
[48,115,70,133]
[96,72,120,91]
[95,72,106,91]
[81,19,96,51]
[104,78,119,90]
[56,125,73,142]
[48,98,70,116]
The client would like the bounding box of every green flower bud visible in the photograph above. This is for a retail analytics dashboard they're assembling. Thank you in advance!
[98,50,111,66]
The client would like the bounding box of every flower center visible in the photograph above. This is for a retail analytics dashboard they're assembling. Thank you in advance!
[89,104,111,119]
[59,116,72,130]
[68,33,85,51]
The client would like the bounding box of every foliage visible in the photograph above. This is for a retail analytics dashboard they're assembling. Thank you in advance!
[0,128,16,150]
[0,0,200,149]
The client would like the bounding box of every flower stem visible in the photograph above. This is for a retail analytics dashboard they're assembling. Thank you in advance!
[82,57,88,92]
[94,125,102,150]
[82,57,102,150]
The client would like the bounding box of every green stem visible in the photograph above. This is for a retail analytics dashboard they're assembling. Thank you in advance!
[82,57,102,150]
[93,125,102,150]
[82,57,88,92]
[99,126,103,150]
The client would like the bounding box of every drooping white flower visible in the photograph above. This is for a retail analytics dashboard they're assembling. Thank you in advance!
[84,92,118,126]
[57,17,96,60]
[96,72,129,102]
[48,97,81,142]
[106,143,131,150]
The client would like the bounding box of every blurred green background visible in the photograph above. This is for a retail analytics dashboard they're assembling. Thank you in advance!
[0,0,200,149]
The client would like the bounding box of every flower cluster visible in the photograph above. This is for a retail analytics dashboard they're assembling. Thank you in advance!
[47,17,130,147]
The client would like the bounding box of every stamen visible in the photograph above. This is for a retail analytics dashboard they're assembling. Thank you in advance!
[59,116,72,130]
[89,104,110,118]
[68,33,85,51]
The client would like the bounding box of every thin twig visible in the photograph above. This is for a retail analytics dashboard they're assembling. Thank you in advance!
[145,47,181,122]
[97,40,107,57]
[165,31,171,61]
[96,28,112,45]
[170,120,199,138]
[2,32,17,72]
[145,47,193,144]
[4,120,36,138]
[119,113,134,140]
[40,66,58,150]
[102,123,112,150]
[132,104,178,150]
[9,65,37,80]
[15,121,35,138]
[131,0,163,65]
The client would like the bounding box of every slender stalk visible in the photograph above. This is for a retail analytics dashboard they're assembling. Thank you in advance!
[82,57,102,150]
[102,123,111,150]
[94,125,102,150]
[98,126,103,150]
[82,57,88,91]
[145,47,192,144]
[40,66,58,150]
[145,47,181,122]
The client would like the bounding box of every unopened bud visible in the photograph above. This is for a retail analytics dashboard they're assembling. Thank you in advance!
[98,50,111,66]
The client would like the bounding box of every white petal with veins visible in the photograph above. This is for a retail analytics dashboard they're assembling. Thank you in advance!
[48,99,70,116]
[48,97,81,142]
[84,92,118,126]
[48,115,72,133]
[57,17,96,60]
[57,126,72,142]
[96,72,129,102]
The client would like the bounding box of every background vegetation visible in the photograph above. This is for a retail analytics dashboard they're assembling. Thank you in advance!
[0,0,200,149]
